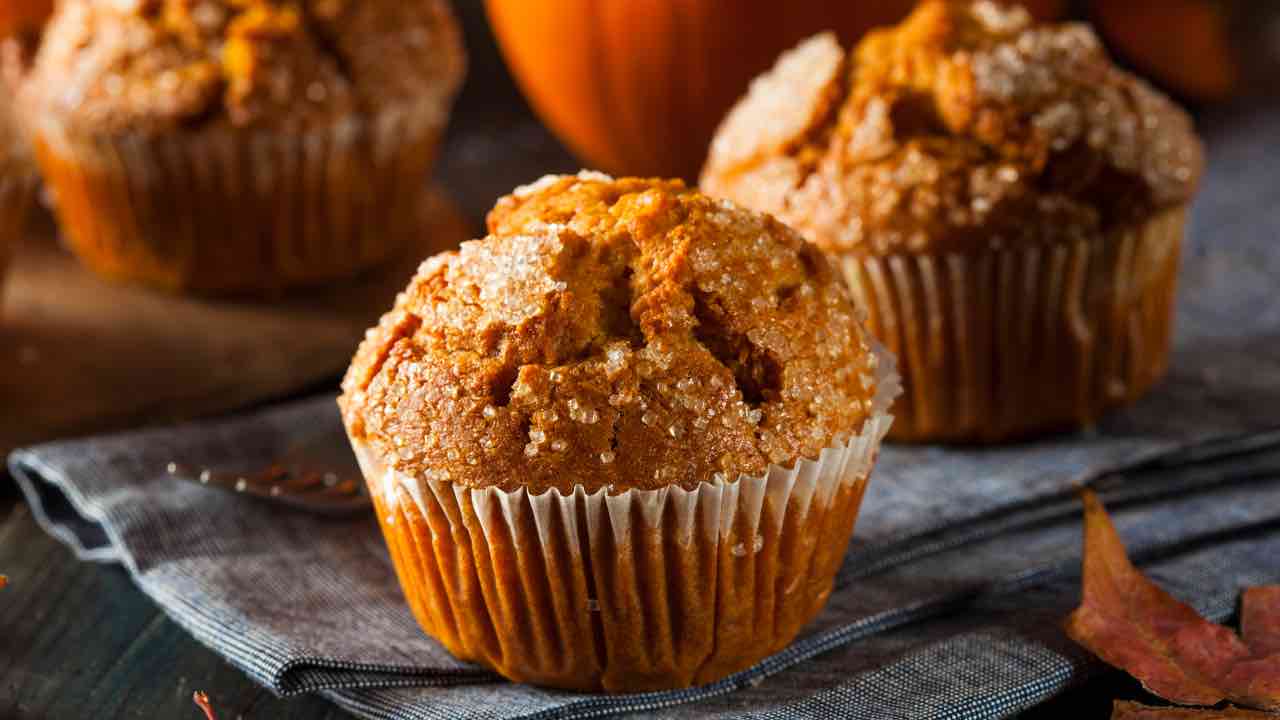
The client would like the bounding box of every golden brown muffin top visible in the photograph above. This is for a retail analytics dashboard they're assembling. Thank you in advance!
[0,39,33,166]
[17,0,464,134]
[700,0,1204,255]
[0,96,20,166]
[340,173,881,494]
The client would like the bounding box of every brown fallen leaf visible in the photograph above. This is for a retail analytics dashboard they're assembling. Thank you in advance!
[1065,490,1280,711]
[1206,588,1280,713]
[1113,700,1280,719]
[1224,586,1280,711]
[0,575,7,590]
[1066,491,1250,705]
[193,691,217,720]
[1242,588,1280,657]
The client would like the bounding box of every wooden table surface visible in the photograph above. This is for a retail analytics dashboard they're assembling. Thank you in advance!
[0,5,1225,718]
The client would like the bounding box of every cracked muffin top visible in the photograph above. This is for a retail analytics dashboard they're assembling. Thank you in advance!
[340,173,881,494]
[700,0,1204,255]
[0,41,33,168]
[1,0,40,162]
[17,0,465,134]
[0,70,19,161]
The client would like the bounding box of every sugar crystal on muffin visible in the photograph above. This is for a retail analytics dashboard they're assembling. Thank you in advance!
[702,1,1203,443]
[702,0,1203,256]
[14,0,466,293]
[341,173,882,494]
[339,174,896,692]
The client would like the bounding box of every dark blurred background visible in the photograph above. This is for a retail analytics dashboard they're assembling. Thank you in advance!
[432,2,575,226]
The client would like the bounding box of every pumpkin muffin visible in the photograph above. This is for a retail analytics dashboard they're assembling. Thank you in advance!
[340,173,897,692]
[0,38,38,307]
[701,1,1203,443]
[16,0,465,294]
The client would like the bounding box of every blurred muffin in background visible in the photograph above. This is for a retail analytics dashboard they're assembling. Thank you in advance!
[0,23,42,308]
[702,0,1203,443]
[0,95,37,306]
[15,0,465,294]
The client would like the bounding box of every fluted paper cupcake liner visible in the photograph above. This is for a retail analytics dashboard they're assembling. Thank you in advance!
[29,100,448,294]
[0,169,36,303]
[349,343,898,693]
[842,207,1186,443]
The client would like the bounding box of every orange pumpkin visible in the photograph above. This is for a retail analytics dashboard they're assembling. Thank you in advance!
[486,1,1065,181]
[1093,0,1239,102]
[0,0,53,37]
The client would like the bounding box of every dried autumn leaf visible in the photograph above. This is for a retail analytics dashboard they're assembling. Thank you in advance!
[1222,587,1280,710]
[1242,587,1280,657]
[1065,490,1249,705]
[1113,700,1280,719]
[1065,491,1280,711]
[0,575,7,590]
[193,691,217,720]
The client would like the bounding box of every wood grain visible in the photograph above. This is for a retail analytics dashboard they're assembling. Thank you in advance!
[0,190,474,458]
[0,499,350,718]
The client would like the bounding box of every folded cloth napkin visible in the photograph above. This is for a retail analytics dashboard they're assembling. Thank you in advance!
[11,105,1280,719]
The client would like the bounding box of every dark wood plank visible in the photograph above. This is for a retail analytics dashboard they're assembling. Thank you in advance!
[0,499,351,719]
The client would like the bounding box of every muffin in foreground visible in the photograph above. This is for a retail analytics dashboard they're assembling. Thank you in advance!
[340,173,897,692]
[701,1,1203,443]
[16,0,465,294]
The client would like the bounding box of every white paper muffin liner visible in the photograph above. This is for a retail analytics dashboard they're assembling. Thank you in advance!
[29,98,449,293]
[349,342,899,693]
[841,207,1186,443]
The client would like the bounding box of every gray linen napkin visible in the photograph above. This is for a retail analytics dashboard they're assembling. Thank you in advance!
[10,104,1280,719]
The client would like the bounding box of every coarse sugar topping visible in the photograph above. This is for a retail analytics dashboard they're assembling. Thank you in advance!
[18,0,464,133]
[341,175,881,494]
[701,0,1203,255]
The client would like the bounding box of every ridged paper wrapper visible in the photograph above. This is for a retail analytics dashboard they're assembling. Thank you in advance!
[349,343,898,693]
[29,99,448,294]
[842,208,1186,443]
